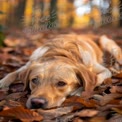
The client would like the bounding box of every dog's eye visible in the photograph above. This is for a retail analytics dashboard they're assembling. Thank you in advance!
[56,81,67,87]
[31,77,39,84]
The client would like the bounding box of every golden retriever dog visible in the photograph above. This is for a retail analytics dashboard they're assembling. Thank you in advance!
[0,34,121,109]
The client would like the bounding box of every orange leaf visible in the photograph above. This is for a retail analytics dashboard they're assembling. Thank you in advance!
[0,106,43,122]
[108,99,121,105]
[76,109,99,117]
[112,107,122,115]
[63,96,98,108]
[113,72,122,78]
[90,116,106,122]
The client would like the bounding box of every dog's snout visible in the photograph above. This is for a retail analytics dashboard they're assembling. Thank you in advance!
[31,97,47,109]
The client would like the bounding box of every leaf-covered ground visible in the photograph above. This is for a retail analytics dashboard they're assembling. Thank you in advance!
[0,28,122,122]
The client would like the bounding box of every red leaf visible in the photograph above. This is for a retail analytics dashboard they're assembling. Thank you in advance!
[0,106,43,122]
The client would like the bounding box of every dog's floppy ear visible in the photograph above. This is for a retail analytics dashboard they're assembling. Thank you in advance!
[18,66,31,90]
[18,62,42,90]
[74,64,97,93]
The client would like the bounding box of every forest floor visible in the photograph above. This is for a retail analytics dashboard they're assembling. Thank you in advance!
[0,28,122,122]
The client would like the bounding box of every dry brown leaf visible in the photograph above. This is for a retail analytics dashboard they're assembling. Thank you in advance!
[37,106,73,120]
[73,117,84,122]
[0,47,14,53]
[0,53,11,63]
[100,105,122,111]
[113,72,122,78]
[104,78,112,85]
[5,100,22,108]
[107,114,122,122]
[112,108,122,115]
[4,36,28,47]
[75,109,99,117]
[0,90,7,101]
[22,48,34,56]
[63,96,98,108]
[53,109,99,122]
[112,79,120,84]
[100,93,122,106]
[0,100,6,107]
[110,86,122,93]
[108,99,121,105]
[6,92,26,101]
[89,116,106,122]
[9,83,24,93]
[0,106,43,122]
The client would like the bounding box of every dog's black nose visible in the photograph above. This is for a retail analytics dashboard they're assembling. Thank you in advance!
[31,97,47,109]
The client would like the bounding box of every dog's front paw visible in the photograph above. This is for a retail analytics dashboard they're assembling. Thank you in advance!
[0,79,9,89]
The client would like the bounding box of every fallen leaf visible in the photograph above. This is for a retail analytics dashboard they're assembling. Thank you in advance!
[9,83,24,93]
[107,114,122,122]
[89,116,106,122]
[4,36,28,47]
[108,99,121,105]
[55,109,99,122]
[100,105,122,111]
[0,106,43,122]
[113,72,122,78]
[0,100,6,107]
[0,90,7,101]
[37,106,73,120]
[63,96,98,108]
[75,109,99,117]
[104,78,112,85]
[6,92,27,101]
[5,100,22,108]
[73,117,84,122]
[112,108,122,115]
[100,93,122,106]
[110,86,122,93]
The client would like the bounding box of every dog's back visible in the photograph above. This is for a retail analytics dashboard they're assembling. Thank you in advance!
[33,34,103,70]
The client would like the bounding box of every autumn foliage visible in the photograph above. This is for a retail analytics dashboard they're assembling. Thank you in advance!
[0,28,122,122]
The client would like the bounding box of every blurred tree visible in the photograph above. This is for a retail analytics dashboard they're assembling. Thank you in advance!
[14,0,26,27]
[101,0,112,27]
[47,0,57,29]
[0,11,5,46]
[32,0,42,31]
[57,0,75,28]
[0,0,10,25]
[23,0,34,27]
[119,0,122,26]
[112,0,119,26]
[67,0,74,27]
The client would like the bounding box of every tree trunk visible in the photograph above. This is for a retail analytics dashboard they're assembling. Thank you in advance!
[14,0,26,27]
[119,0,122,26]
[47,0,57,29]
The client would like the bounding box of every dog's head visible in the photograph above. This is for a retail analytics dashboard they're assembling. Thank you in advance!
[19,59,97,109]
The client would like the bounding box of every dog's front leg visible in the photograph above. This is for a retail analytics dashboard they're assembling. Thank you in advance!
[0,62,30,88]
[0,71,18,88]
